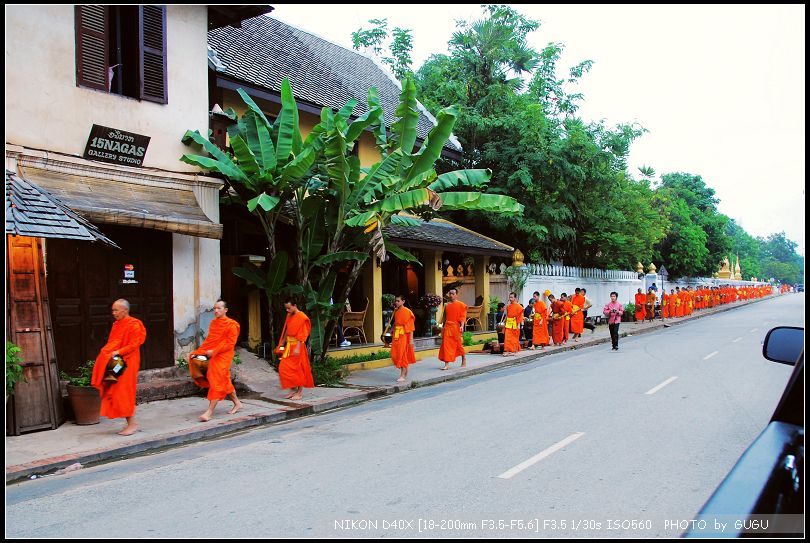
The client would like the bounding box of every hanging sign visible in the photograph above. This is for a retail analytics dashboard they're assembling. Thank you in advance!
[84,124,150,167]
[122,263,138,284]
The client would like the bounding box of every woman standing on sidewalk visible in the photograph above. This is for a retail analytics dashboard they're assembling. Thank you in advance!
[603,292,624,351]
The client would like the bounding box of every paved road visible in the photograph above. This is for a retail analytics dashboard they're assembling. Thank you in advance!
[6,294,803,538]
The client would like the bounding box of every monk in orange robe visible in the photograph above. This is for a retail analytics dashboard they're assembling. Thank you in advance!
[503,292,524,356]
[189,299,243,422]
[529,291,549,349]
[634,288,647,322]
[661,291,670,318]
[549,294,565,346]
[438,288,468,370]
[674,287,684,317]
[561,293,573,343]
[91,299,147,436]
[390,294,415,382]
[277,299,314,400]
[645,288,656,321]
[570,289,586,341]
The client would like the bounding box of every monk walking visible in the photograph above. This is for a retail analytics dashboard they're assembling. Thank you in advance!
[561,293,573,343]
[438,288,468,370]
[645,287,657,322]
[634,288,647,322]
[529,291,549,350]
[502,292,524,356]
[570,288,586,342]
[277,298,314,401]
[189,299,243,422]
[549,294,565,346]
[91,299,147,436]
[390,294,415,382]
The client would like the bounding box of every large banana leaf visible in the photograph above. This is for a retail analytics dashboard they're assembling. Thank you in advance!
[236,88,273,130]
[367,87,388,149]
[312,251,369,266]
[242,110,276,171]
[180,130,249,184]
[405,106,457,183]
[230,134,260,176]
[302,207,325,264]
[265,251,288,295]
[275,79,302,163]
[247,193,280,212]
[347,149,404,209]
[337,98,359,120]
[345,210,377,228]
[391,75,419,154]
[389,214,422,227]
[383,239,421,264]
[428,169,491,191]
[232,263,266,289]
[370,189,434,213]
[281,147,316,183]
[436,192,525,214]
[346,105,382,143]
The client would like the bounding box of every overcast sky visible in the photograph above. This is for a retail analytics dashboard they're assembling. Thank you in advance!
[272,4,805,255]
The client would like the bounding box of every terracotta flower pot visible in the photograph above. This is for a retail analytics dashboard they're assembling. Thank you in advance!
[66,384,101,425]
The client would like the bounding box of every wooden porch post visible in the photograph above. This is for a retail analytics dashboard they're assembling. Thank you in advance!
[475,255,490,310]
[362,260,382,344]
[423,249,444,317]
[247,289,261,349]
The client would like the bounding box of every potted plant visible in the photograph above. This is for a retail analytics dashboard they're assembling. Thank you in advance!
[419,293,443,336]
[624,302,635,322]
[487,295,502,330]
[60,360,101,425]
[6,341,26,401]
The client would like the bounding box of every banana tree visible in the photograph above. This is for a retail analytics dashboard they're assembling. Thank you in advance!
[181,75,523,378]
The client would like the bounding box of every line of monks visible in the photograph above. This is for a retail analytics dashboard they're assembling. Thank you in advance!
[635,284,774,322]
[91,297,313,435]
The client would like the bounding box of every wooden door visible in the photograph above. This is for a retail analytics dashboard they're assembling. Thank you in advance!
[6,235,64,435]
[46,225,173,373]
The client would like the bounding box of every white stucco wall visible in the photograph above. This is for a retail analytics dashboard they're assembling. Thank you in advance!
[5,5,209,172]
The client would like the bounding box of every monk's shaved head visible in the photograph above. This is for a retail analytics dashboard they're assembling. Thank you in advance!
[111,299,130,321]
[114,299,130,311]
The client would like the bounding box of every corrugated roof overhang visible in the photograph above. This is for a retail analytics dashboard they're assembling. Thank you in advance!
[383,218,513,258]
[18,166,223,240]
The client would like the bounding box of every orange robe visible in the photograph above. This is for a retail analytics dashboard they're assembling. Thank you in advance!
[532,300,549,346]
[91,316,147,419]
[551,300,565,345]
[438,301,468,362]
[562,300,573,341]
[191,316,240,401]
[675,292,684,317]
[661,293,670,317]
[278,311,314,389]
[634,293,647,321]
[570,294,585,334]
[646,292,656,320]
[391,307,416,368]
[504,302,524,352]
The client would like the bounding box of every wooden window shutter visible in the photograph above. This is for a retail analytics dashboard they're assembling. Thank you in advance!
[139,5,168,104]
[75,5,109,91]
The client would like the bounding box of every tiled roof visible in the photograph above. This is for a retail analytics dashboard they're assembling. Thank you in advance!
[5,170,119,247]
[383,218,513,257]
[208,16,462,153]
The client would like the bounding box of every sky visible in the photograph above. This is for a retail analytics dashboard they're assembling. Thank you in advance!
[271,4,806,255]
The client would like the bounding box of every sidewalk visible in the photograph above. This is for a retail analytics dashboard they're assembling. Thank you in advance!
[5,297,769,483]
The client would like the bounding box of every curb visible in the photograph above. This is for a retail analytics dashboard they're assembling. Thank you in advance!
[5,297,772,484]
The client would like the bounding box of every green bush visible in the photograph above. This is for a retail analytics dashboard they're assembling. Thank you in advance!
[381,293,396,310]
[176,357,189,370]
[626,302,635,316]
[6,341,26,396]
[327,350,391,366]
[60,360,95,387]
[462,331,473,346]
[312,356,349,387]
[488,295,502,314]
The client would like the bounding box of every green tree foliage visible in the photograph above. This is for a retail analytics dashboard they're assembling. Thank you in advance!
[759,232,804,284]
[652,172,730,278]
[181,76,522,376]
[352,18,413,79]
[726,218,762,279]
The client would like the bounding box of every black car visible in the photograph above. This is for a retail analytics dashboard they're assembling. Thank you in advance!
[684,326,804,537]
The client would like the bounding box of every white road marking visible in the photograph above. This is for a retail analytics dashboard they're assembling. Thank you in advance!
[732,337,742,343]
[645,376,678,395]
[497,433,585,479]
[703,351,719,360]
[749,328,758,333]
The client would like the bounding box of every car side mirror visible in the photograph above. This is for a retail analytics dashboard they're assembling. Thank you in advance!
[762,326,804,365]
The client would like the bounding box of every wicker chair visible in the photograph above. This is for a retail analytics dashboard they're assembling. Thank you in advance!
[342,298,368,344]
[465,304,484,331]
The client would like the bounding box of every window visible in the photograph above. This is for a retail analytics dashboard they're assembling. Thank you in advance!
[75,5,167,104]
